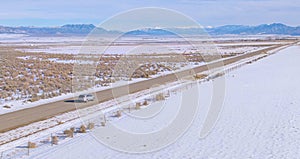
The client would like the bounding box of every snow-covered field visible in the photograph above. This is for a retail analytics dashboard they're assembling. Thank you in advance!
[1,35,284,55]
[7,45,298,158]
[16,43,274,55]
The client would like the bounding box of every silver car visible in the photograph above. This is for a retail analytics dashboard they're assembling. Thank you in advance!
[78,94,95,102]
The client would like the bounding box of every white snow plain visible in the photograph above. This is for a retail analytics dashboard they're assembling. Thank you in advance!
[18,45,300,158]
[17,44,273,55]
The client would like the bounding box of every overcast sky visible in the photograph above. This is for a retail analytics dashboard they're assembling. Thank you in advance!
[0,0,299,27]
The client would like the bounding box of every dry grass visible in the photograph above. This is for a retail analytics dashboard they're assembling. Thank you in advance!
[194,74,208,79]
[0,50,73,101]
[0,43,240,104]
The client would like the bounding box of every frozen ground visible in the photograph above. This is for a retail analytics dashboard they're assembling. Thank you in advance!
[22,45,300,158]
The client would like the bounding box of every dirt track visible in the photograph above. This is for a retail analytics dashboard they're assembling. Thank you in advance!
[0,44,289,133]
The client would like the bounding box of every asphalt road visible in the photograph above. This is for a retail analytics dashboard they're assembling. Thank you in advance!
[0,44,288,133]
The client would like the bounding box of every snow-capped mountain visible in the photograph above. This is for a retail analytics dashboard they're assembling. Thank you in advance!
[0,23,299,36]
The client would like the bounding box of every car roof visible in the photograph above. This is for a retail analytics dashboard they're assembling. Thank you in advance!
[79,94,93,96]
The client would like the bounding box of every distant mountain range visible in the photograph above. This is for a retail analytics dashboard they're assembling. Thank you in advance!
[207,23,300,35]
[0,23,299,36]
[0,24,120,36]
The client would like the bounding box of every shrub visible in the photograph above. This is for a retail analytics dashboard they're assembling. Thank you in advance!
[143,100,148,106]
[28,142,37,148]
[51,136,59,145]
[3,105,11,109]
[79,125,86,133]
[29,97,39,102]
[155,93,165,101]
[135,102,141,109]
[57,121,64,125]
[116,111,122,117]
[88,123,95,130]
[64,129,74,138]
[40,93,46,99]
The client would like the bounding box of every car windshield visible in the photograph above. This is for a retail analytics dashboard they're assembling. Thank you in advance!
[79,95,85,98]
